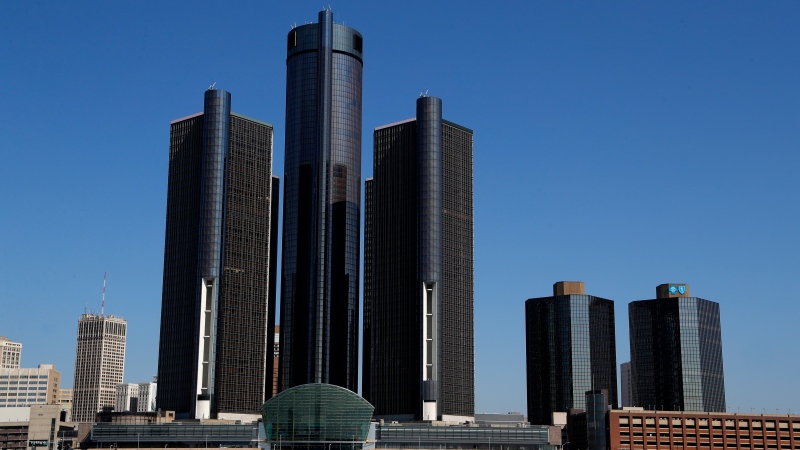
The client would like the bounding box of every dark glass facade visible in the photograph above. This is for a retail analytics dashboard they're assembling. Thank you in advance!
[157,89,277,418]
[525,290,618,425]
[279,10,363,393]
[628,296,726,412]
[363,96,474,419]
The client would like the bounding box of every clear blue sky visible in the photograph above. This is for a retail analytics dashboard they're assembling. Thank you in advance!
[1,1,799,415]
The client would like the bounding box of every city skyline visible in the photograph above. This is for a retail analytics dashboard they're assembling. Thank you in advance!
[1,2,799,415]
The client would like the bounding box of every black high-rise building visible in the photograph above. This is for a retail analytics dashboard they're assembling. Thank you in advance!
[525,281,618,425]
[364,96,474,420]
[279,10,363,393]
[628,283,726,412]
[157,88,278,419]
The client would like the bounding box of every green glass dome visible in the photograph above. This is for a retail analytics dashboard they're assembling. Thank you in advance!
[261,383,374,450]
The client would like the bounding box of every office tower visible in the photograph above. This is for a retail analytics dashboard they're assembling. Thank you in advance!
[525,281,618,425]
[620,361,633,407]
[364,96,474,420]
[0,336,22,369]
[628,284,726,412]
[157,88,277,419]
[73,313,127,423]
[279,9,363,392]
[0,364,60,408]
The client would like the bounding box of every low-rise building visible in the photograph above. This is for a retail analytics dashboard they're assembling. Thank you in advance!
[0,365,61,408]
[609,409,800,450]
[0,405,75,450]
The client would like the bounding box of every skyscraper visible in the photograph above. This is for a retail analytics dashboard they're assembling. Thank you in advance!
[525,281,618,425]
[363,96,474,420]
[279,9,363,393]
[628,284,726,412]
[73,313,127,423]
[157,88,277,419]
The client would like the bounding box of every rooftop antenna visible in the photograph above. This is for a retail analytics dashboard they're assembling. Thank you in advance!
[419,89,430,98]
[101,272,107,316]
[208,82,217,90]
[292,22,296,29]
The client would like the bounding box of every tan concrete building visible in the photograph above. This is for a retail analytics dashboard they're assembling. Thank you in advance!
[0,365,61,408]
[72,314,127,423]
[0,404,74,450]
[58,389,72,422]
[0,337,22,369]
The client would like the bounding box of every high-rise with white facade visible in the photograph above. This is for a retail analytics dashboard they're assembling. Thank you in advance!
[0,336,22,369]
[72,313,127,423]
[115,379,157,412]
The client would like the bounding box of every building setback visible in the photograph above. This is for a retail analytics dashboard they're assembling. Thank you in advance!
[628,284,726,412]
[279,9,363,393]
[363,96,474,420]
[525,281,618,425]
[156,88,277,419]
[73,313,126,423]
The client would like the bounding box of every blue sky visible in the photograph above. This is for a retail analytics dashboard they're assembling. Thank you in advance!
[1,1,799,415]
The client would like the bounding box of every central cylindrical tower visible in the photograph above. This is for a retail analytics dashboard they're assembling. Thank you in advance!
[280,10,363,393]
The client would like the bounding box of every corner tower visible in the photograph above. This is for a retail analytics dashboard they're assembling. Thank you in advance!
[364,96,474,420]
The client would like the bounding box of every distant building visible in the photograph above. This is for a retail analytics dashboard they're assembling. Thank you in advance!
[58,388,73,422]
[620,361,633,407]
[157,89,278,419]
[363,96,474,421]
[115,379,156,413]
[0,365,61,408]
[0,337,22,369]
[629,284,726,412]
[525,281,618,425]
[608,409,800,450]
[72,313,127,423]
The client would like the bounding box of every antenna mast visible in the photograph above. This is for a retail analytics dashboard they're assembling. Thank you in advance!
[101,272,107,316]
